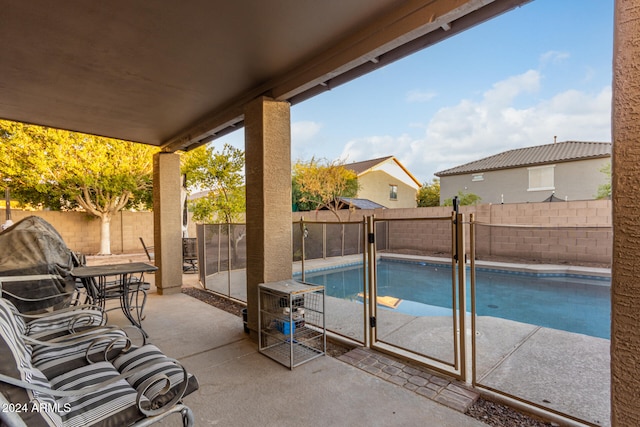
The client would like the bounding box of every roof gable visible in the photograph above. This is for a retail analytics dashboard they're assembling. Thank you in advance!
[346,156,421,187]
[435,141,611,177]
[346,156,394,175]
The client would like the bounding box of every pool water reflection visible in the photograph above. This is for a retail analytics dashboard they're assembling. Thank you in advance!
[297,259,611,339]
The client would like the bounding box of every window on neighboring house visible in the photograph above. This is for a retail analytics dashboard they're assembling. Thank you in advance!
[528,165,555,191]
[472,173,484,182]
[389,185,398,200]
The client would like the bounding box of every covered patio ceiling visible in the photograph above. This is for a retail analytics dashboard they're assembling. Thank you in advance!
[0,0,530,153]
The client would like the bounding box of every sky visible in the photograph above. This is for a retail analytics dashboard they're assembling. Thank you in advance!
[217,0,613,184]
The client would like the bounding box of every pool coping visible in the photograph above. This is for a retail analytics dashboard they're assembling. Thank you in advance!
[294,253,611,279]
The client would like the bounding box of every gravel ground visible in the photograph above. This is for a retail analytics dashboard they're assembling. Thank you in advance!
[182,287,245,317]
[466,399,557,427]
[182,286,557,426]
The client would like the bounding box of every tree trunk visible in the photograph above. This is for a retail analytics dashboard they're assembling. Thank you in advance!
[98,213,112,255]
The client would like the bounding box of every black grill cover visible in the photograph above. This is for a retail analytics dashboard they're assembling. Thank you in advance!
[0,216,75,312]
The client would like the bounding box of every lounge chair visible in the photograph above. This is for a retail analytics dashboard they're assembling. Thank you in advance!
[0,298,198,426]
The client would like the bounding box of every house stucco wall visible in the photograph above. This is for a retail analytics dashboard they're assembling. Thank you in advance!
[612,0,640,424]
[439,157,610,205]
[357,170,418,208]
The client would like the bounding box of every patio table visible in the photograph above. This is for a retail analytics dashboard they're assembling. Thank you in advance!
[71,262,157,336]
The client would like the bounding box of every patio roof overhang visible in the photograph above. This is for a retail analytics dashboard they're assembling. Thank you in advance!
[0,0,530,153]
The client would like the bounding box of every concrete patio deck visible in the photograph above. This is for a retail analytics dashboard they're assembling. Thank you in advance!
[92,254,487,426]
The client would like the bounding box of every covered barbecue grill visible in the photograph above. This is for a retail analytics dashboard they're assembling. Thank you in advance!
[0,216,76,312]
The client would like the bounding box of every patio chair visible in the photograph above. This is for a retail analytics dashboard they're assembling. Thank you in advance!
[71,251,92,305]
[182,237,198,273]
[5,296,107,340]
[139,237,154,262]
[0,284,83,314]
[0,298,198,427]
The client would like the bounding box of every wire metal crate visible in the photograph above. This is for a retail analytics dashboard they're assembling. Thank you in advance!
[258,280,325,369]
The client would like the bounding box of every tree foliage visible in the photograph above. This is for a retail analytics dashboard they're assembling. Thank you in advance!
[417,178,440,207]
[443,191,482,206]
[292,157,358,219]
[181,143,245,223]
[0,120,158,254]
[596,162,611,199]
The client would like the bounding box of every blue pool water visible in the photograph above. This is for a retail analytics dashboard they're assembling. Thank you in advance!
[296,260,611,339]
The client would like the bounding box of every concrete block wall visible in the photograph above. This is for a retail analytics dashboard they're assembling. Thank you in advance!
[386,218,452,255]
[471,200,611,226]
[1,209,196,255]
[292,200,612,265]
[474,225,612,264]
[3,199,610,262]
[469,201,612,265]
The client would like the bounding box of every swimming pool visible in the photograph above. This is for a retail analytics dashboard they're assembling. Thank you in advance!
[296,259,611,339]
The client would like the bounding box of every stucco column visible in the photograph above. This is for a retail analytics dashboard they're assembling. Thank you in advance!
[244,96,292,337]
[612,1,640,425]
[152,152,183,294]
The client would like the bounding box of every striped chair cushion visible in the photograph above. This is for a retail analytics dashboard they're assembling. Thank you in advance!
[32,328,129,379]
[25,307,106,339]
[3,297,106,340]
[0,299,62,427]
[113,345,198,407]
[51,361,147,427]
[5,298,28,334]
[0,299,32,360]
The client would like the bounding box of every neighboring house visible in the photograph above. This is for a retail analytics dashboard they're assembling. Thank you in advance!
[346,156,421,209]
[435,141,611,205]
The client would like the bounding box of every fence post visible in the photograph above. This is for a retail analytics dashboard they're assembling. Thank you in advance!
[217,224,221,274]
[450,211,459,372]
[300,217,306,282]
[456,212,468,383]
[358,221,361,255]
[227,222,232,298]
[198,224,206,287]
[469,213,477,386]
[365,215,376,347]
[322,223,327,259]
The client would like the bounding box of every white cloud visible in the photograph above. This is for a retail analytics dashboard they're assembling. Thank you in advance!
[341,134,415,164]
[338,70,611,183]
[540,50,570,65]
[483,70,540,106]
[406,89,437,103]
[291,120,323,161]
[292,120,322,141]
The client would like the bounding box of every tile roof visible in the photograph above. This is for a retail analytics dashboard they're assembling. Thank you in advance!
[338,198,387,209]
[345,156,394,174]
[435,141,611,177]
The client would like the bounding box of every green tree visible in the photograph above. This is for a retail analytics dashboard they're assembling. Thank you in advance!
[292,157,358,220]
[181,143,245,223]
[0,120,158,254]
[443,191,482,206]
[596,162,611,199]
[417,178,440,207]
